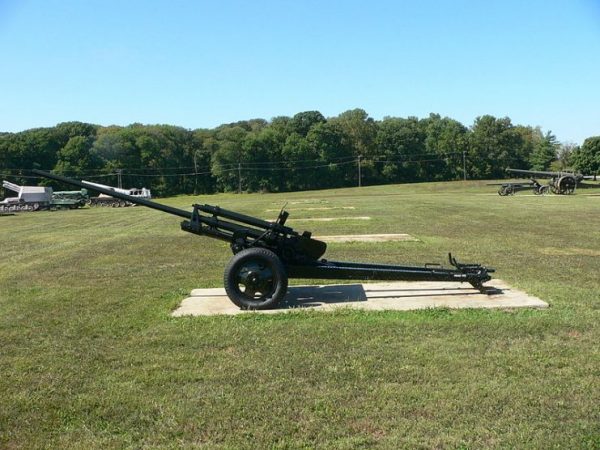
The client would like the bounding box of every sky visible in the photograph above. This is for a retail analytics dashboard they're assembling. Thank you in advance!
[0,0,599,144]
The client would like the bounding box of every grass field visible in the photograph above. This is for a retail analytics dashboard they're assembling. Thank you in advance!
[1,181,599,448]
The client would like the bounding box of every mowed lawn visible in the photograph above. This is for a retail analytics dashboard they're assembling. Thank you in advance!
[1,181,598,448]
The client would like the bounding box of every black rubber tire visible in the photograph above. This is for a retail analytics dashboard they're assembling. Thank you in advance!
[224,247,288,310]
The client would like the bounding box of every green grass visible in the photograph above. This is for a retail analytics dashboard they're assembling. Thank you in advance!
[1,181,599,448]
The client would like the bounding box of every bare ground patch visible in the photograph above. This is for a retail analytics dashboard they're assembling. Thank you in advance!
[291,216,371,222]
[316,233,417,243]
[539,247,600,257]
[265,206,356,212]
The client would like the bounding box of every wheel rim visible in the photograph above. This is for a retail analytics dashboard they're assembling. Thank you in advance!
[235,260,275,301]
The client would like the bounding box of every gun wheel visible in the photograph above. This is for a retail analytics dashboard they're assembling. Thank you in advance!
[224,247,288,310]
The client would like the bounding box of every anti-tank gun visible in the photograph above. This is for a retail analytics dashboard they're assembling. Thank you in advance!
[33,170,496,310]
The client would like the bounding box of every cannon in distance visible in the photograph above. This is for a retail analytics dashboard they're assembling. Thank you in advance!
[504,168,598,195]
[33,170,495,310]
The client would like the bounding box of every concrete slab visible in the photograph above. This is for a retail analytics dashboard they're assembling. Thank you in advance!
[316,233,417,243]
[172,279,548,316]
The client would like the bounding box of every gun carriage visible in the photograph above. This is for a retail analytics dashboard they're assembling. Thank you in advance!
[493,178,549,196]
[34,170,495,310]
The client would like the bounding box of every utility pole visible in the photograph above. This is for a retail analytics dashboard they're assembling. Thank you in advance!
[358,155,362,188]
[116,169,122,188]
[238,163,242,194]
[462,151,467,181]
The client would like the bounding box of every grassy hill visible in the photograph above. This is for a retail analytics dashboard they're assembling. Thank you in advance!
[1,180,598,448]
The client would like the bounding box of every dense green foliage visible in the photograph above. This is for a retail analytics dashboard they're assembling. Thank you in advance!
[571,137,600,175]
[1,110,597,196]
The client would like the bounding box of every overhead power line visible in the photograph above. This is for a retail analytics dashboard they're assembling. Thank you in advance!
[1,153,495,181]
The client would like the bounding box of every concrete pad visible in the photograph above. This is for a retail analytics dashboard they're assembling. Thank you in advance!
[172,279,548,316]
[316,233,418,243]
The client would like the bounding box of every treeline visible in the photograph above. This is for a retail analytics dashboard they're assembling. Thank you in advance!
[0,109,598,196]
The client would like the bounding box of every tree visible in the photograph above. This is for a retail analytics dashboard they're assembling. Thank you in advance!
[374,117,427,183]
[551,142,578,171]
[211,126,248,192]
[329,109,377,156]
[92,128,138,168]
[571,137,600,175]
[468,116,523,179]
[289,111,326,136]
[421,113,468,180]
[329,109,378,184]
[1,112,597,195]
[306,122,354,189]
[529,130,558,170]
[512,125,538,169]
[241,127,286,192]
[53,135,99,176]
[281,133,318,191]
[191,129,217,194]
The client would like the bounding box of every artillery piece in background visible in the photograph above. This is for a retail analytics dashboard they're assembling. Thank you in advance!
[0,180,87,212]
[84,180,151,207]
[505,168,598,195]
[34,170,496,310]
[493,178,549,196]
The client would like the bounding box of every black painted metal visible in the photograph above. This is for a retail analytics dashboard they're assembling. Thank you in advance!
[196,204,297,236]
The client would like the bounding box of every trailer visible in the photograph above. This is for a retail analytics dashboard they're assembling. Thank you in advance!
[33,170,496,310]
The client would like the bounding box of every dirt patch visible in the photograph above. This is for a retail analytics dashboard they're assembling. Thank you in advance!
[292,216,371,222]
[289,200,329,205]
[539,247,600,257]
[265,206,356,212]
[316,233,417,243]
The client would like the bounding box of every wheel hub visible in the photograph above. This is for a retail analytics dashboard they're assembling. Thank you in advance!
[237,262,274,299]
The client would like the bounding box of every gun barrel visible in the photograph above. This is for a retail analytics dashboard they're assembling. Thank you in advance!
[2,180,22,193]
[32,170,192,219]
[505,167,581,178]
[506,168,554,177]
